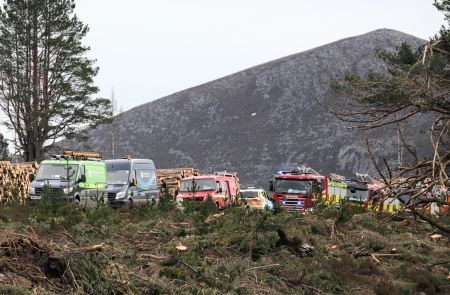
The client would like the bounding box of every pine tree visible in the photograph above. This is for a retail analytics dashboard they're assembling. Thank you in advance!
[0,133,10,161]
[329,1,450,233]
[0,0,111,162]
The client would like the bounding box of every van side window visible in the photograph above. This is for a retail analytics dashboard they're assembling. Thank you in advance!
[131,163,157,188]
[80,165,86,180]
[132,169,157,188]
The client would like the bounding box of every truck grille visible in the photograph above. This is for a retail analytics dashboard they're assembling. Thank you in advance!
[107,192,116,201]
[281,196,305,210]
[35,187,63,196]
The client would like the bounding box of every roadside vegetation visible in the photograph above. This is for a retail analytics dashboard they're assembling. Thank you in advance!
[0,195,448,295]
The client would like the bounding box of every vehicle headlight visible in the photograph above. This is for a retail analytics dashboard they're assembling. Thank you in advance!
[28,187,35,195]
[116,191,126,199]
[63,187,74,194]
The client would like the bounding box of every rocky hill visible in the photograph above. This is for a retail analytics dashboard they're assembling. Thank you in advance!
[66,29,429,185]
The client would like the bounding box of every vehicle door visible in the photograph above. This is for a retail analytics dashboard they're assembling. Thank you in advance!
[84,163,107,203]
[263,191,274,210]
[131,163,157,203]
[222,180,231,203]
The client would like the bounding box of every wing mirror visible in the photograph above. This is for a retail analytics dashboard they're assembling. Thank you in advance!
[79,175,86,183]
[29,174,35,182]
[130,178,137,187]
[269,180,274,192]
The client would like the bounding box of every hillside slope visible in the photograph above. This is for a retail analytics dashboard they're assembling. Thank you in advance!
[67,29,428,185]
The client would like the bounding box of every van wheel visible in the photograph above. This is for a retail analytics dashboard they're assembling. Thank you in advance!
[74,196,80,205]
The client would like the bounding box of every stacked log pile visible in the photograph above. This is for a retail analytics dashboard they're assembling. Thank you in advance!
[156,168,199,196]
[0,161,39,202]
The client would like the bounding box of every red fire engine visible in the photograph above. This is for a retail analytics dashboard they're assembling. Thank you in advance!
[176,172,239,209]
[269,166,327,210]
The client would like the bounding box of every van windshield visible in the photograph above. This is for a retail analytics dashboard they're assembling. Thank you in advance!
[107,169,130,185]
[180,179,215,192]
[36,164,78,181]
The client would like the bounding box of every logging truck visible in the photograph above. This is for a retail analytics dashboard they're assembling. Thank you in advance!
[175,172,239,209]
[105,158,158,208]
[28,150,107,207]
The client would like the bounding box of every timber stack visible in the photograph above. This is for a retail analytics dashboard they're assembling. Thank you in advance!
[157,168,199,196]
[0,161,39,202]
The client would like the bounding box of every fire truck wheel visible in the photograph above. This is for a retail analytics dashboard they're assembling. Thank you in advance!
[216,202,221,209]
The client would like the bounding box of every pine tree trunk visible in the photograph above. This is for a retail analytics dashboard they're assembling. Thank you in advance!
[32,9,41,162]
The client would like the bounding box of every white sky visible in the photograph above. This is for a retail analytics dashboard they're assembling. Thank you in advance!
[74,0,445,111]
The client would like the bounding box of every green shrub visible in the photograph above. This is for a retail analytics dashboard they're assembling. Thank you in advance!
[304,271,344,294]
[30,190,84,229]
[86,204,120,227]
[158,182,177,212]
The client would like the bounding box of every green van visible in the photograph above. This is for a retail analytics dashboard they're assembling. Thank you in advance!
[28,151,107,206]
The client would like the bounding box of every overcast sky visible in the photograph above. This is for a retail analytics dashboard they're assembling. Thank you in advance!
[73,0,444,111]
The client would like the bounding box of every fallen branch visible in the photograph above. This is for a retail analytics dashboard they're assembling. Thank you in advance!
[416,239,434,248]
[371,254,381,263]
[63,231,80,246]
[180,260,199,274]
[139,253,167,260]
[246,263,281,272]
[69,243,105,253]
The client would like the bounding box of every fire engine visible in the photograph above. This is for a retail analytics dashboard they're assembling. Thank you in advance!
[176,171,239,209]
[269,166,327,210]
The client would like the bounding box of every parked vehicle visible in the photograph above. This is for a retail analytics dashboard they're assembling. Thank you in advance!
[269,166,326,210]
[105,158,158,208]
[326,173,348,205]
[28,150,107,206]
[176,172,239,209]
[239,187,273,210]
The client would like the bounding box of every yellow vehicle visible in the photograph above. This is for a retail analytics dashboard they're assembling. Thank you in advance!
[239,187,274,210]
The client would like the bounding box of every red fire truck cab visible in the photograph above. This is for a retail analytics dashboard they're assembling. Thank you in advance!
[269,166,327,210]
[176,172,239,209]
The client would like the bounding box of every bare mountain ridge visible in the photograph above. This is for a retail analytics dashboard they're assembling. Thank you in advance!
[67,29,429,185]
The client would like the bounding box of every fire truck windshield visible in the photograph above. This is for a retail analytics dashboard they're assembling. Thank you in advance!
[275,179,312,194]
[180,179,216,192]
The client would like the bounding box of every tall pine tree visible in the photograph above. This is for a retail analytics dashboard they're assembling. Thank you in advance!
[0,0,111,162]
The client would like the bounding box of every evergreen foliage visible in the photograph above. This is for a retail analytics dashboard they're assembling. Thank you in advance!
[0,133,10,160]
[0,0,111,162]
[329,1,450,233]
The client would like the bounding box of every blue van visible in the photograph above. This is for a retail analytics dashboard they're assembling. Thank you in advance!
[105,158,158,208]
